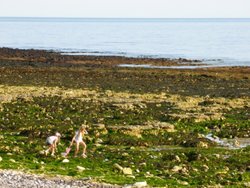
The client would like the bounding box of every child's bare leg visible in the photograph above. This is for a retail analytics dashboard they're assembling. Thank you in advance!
[74,142,79,157]
[81,142,87,158]
[45,145,53,155]
[51,145,55,156]
[82,142,86,154]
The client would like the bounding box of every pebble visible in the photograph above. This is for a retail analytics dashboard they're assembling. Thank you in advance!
[76,166,85,172]
[133,181,148,188]
[62,159,70,163]
[0,169,121,188]
[122,168,133,175]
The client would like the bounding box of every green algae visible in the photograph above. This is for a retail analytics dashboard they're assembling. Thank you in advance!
[0,63,249,187]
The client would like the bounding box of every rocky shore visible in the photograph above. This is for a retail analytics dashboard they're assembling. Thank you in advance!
[0,170,120,188]
[0,47,201,67]
[0,48,249,187]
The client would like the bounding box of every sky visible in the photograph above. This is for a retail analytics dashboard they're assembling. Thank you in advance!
[0,0,250,18]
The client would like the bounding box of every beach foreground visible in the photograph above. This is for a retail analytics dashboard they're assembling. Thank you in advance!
[0,48,249,187]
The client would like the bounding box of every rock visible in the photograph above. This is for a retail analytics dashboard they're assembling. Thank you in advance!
[7,153,12,156]
[202,165,209,172]
[145,171,154,178]
[244,182,250,187]
[122,153,129,157]
[178,180,189,185]
[133,181,148,188]
[197,133,204,138]
[62,159,69,163]
[193,168,198,172]
[122,168,133,175]
[213,154,220,159]
[0,168,113,187]
[171,166,182,173]
[140,162,147,166]
[94,124,106,129]
[127,175,135,179]
[64,117,71,121]
[9,159,15,163]
[113,163,123,171]
[95,138,103,144]
[197,141,209,148]
[39,150,45,155]
[174,155,181,162]
[94,143,102,147]
[233,139,240,147]
[76,166,85,172]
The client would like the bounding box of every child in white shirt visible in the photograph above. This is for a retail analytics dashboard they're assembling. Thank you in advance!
[45,132,61,156]
[70,125,88,158]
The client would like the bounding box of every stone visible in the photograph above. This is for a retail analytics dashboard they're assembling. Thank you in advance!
[197,141,209,148]
[9,159,15,163]
[133,181,148,188]
[122,153,129,157]
[95,124,106,129]
[95,138,103,144]
[62,159,69,163]
[113,163,123,171]
[202,165,209,172]
[214,154,220,159]
[77,166,85,172]
[122,168,133,175]
[39,150,45,155]
[64,117,71,121]
[171,165,182,173]
[178,180,189,185]
[174,155,181,162]
[233,139,240,147]
[244,182,250,187]
[127,175,135,179]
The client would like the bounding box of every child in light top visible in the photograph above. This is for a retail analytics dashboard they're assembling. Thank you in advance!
[45,132,61,156]
[70,125,88,158]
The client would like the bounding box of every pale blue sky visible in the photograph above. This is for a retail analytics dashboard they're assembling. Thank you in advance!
[1,0,250,18]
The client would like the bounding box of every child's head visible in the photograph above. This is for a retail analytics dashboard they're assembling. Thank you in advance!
[80,124,87,132]
[55,132,61,137]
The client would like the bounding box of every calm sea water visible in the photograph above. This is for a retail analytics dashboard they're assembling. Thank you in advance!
[0,17,250,66]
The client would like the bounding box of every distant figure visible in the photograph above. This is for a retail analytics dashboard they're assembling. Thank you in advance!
[45,132,61,156]
[70,125,88,158]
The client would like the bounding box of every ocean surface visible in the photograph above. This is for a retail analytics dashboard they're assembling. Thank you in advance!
[0,17,250,67]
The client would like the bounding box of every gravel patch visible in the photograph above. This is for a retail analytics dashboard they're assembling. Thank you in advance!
[0,170,120,188]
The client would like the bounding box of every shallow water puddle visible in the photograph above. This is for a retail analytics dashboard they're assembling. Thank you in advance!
[206,133,250,149]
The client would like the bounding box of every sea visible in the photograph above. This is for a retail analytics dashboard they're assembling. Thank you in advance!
[0,17,250,67]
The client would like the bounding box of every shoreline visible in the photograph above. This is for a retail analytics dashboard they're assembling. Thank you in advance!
[0,47,203,68]
[1,47,250,69]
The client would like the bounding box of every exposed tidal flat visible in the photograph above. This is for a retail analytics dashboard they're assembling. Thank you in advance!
[0,48,249,187]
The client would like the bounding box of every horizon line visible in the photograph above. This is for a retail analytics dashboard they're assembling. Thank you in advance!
[0,16,250,19]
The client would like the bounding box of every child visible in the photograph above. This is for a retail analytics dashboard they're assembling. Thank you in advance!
[69,125,88,158]
[45,132,61,156]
